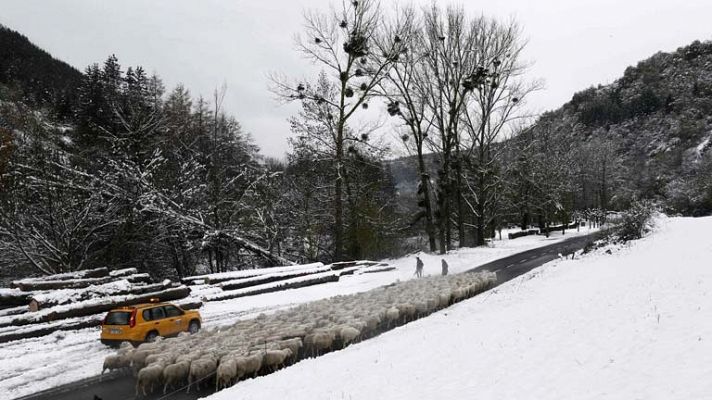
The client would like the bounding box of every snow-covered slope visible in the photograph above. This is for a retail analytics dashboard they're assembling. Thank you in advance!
[0,227,595,398]
[205,216,712,400]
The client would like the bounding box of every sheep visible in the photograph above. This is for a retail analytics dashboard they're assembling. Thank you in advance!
[385,307,400,327]
[305,331,333,357]
[135,363,165,396]
[102,353,131,374]
[131,350,158,374]
[162,360,190,394]
[241,352,263,378]
[215,357,238,391]
[145,353,175,366]
[261,348,292,372]
[438,293,451,308]
[278,338,303,361]
[339,326,360,347]
[187,357,217,393]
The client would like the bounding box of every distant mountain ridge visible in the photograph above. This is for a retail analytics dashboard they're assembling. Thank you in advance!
[0,24,82,119]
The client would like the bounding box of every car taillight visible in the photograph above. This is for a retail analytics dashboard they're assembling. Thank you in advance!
[129,309,137,328]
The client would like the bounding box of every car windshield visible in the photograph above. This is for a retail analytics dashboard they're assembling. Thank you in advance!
[105,311,131,325]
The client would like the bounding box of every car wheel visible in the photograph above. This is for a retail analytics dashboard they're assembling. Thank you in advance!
[188,320,200,334]
[145,331,159,342]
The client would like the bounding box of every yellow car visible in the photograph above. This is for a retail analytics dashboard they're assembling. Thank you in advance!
[100,301,202,346]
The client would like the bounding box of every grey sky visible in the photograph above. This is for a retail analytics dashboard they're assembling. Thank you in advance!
[2,0,711,158]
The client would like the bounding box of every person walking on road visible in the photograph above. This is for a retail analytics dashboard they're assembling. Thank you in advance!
[441,259,449,276]
[415,256,424,278]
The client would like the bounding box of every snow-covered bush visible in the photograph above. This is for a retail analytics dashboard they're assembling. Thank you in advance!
[617,200,657,241]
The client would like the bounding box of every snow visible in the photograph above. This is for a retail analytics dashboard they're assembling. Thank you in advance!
[204,216,712,400]
[184,262,325,283]
[216,264,332,289]
[0,327,113,398]
[0,227,595,398]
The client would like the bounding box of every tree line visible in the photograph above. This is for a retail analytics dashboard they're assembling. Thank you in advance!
[1,1,621,279]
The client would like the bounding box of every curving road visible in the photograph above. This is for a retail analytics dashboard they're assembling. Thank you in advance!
[17,231,600,400]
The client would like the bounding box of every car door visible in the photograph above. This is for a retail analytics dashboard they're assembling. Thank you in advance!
[146,306,167,336]
[162,305,185,336]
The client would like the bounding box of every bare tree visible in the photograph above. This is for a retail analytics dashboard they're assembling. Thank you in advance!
[272,0,403,260]
[459,17,540,245]
[378,6,440,252]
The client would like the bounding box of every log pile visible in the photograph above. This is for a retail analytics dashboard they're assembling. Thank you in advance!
[0,268,198,343]
[188,261,395,303]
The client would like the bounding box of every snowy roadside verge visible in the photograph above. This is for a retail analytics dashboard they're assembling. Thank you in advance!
[203,216,712,400]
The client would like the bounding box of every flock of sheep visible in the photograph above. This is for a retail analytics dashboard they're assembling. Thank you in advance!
[102,270,497,396]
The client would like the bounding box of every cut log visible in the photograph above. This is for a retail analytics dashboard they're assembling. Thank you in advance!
[358,265,396,274]
[0,315,103,344]
[0,289,32,307]
[0,305,29,318]
[219,265,331,291]
[0,286,191,328]
[176,299,203,311]
[15,273,153,292]
[329,261,357,270]
[14,277,115,291]
[28,281,172,311]
[182,262,324,286]
[125,273,152,285]
[337,267,361,276]
[11,268,109,287]
[109,268,138,278]
[204,271,339,302]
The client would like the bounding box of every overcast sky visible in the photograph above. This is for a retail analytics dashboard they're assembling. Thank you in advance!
[2,0,711,158]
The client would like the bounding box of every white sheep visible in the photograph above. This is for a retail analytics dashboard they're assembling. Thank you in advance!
[339,326,360,346]
[215,357,238,391]
[102,353,131,374]
[162,360,190,394]
[385,307,400,327]
[187,357,217,393]
[135,363,164,396]
[241,352,263,378]
[262,348,292,372]
[278,338,303,361]
[305,331,333,357]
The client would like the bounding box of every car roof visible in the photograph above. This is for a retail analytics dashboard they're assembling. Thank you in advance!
[110,302,172,311]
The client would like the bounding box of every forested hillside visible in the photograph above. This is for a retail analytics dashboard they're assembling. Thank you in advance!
[0,25,82,119]
[525,40,712,216]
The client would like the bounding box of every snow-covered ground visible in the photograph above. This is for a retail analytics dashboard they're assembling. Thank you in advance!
[204,216,712,400]
[0,226,595,399]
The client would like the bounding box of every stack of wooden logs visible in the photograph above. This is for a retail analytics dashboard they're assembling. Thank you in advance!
[0,267,197,343]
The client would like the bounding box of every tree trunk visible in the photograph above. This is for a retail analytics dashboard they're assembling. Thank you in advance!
[454,156,466,248]
[416,146,437,252]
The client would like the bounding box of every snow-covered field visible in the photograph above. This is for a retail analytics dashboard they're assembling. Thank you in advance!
[204,216,712,400]
[0,227,595,399]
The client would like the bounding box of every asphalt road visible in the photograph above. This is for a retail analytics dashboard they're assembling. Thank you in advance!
[18,230,600,400]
